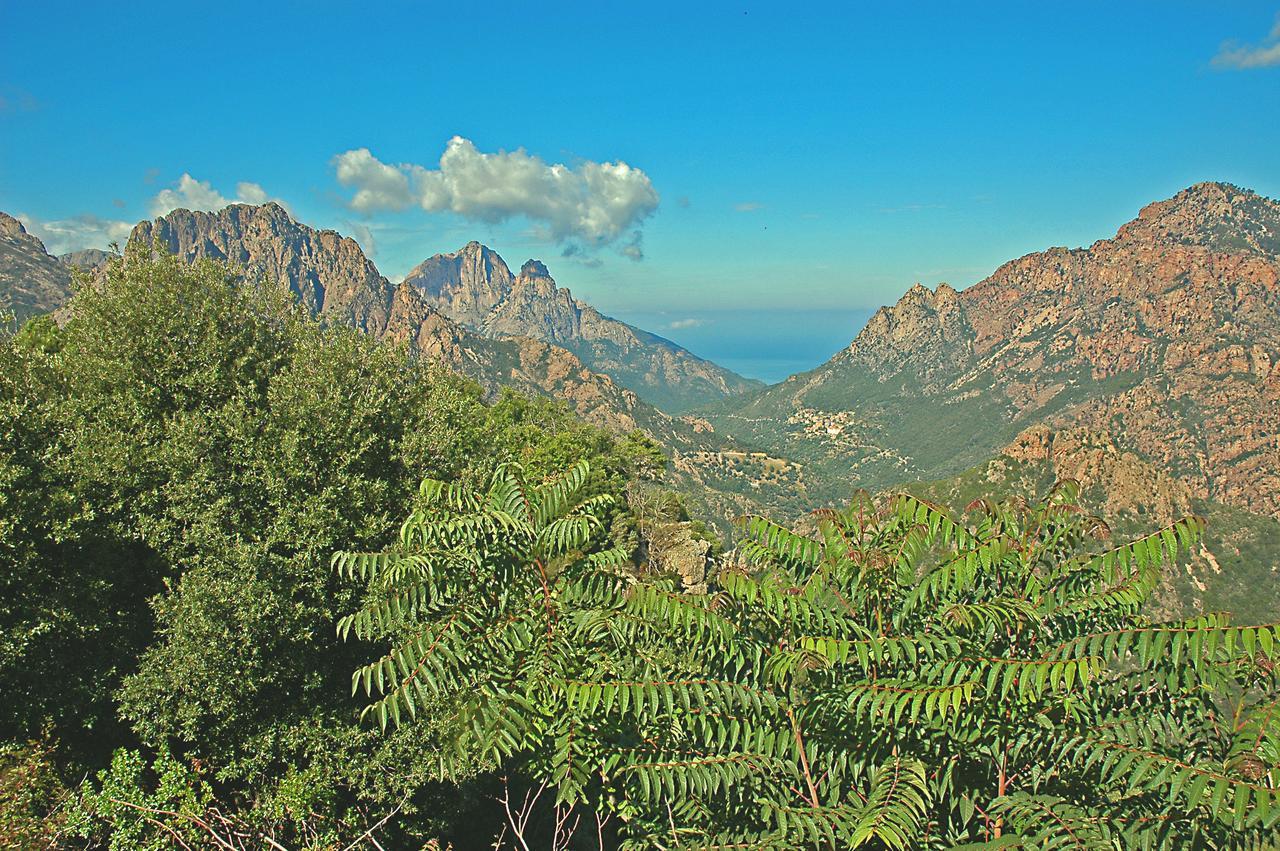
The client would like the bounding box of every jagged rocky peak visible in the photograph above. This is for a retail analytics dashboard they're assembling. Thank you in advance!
[852,281,969,350]
[399,241,760,411]
[0,211,31,240]
[836,281,974,385]
[130,203,394,332]
[513,258,566,301]
[401,241,516,326]
[1115,180,1280,257]
[519,259,552,280]
[0,210,74,322]
[0,212,53,256]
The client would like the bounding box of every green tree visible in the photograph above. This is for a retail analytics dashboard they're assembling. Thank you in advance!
[0,248,662,845]
[341,476,1280,848]
[335,460,641,847]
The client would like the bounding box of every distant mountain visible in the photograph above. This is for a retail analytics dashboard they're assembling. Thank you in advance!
[402,242,761,412]
[0,212,74,322]
[704,182,1280,522]
[59,248,113,271]
[122,203,794,530]
[125,205,625,422]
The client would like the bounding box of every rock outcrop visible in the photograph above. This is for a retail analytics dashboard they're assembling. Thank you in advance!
[1001,425,1197,524]
[403,242,761,412]
[708,182,1280,521]
[122,204,711,443]
[0,212,73,322]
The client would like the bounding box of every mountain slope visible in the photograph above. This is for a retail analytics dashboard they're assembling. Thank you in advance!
[705,182,1280,521]
[907,423,1280,624]
[122,204,806,530]
[126,205,643,424]
[402,242,761,412]
[0,213,74,323]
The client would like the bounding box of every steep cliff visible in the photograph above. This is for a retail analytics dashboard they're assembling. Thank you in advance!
[0,212,74,322]
[402,242,761,412]
[706,182,1280,521]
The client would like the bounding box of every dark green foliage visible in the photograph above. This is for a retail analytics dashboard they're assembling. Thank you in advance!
[0,249,658,846]
[343,477,1280,848]
[0,738,70,849]
[6,244,1278,848]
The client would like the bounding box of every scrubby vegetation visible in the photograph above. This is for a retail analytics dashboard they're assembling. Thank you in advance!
[3,251,1278,848]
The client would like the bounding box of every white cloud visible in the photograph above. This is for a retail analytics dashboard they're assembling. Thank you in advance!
[149,173,284,217]
[332,148,415,212]
[1212,15,1280,69]
[18,213,133,255]
[668,318,707,330]
[331,137,659,259]
[734,201,764,212]
[235,182,270,205]
[345,221,378,258]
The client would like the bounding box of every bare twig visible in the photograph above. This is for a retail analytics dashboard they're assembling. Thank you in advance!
[338,804,402,851]
[107,798,239,851]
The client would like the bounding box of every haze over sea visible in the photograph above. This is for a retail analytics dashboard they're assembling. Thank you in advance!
[618,308,874,383]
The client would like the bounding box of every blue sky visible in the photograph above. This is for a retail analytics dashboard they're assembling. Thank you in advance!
[3,1,1279,380]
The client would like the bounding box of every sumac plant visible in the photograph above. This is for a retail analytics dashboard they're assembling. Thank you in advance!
[338,468,1280,849]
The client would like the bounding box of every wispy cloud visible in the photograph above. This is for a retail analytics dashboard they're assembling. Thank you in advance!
[345,221,378,258]
[734,201,764,212]
[560,242,604,268]
[19,213,133,255]
[668,318,708,329]
[149,173,284,217]
[331,137,659,261]
[877,202,946,214]
[1212,15,1280,69]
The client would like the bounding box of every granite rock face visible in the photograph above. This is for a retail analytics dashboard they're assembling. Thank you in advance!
[400,241,514,328]
[130,204,396,334]
[708,182,1280,520]
[403,242,761,412]
[59,248,113,271]
[124,204,692,439]
[0,212,73,322]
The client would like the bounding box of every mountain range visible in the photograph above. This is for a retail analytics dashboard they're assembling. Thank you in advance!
[3,181,1278,616]
[703,182,1280,517]
[402,242,760,412]
[697,181,1280,618]
[1,202,792,521]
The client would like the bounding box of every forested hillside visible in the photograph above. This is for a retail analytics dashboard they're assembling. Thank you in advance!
[2,246,1278,848]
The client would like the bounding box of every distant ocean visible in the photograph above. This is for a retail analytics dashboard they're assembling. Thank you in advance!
[615,308,874,385]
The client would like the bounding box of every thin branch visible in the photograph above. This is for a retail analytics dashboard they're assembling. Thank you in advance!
[338,804,402,851]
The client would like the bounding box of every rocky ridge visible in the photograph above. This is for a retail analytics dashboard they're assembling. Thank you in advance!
[124,204,668,433]
[122,205,797,531]
[0,212,74,322]
[58,248,113,271]
[706,182,1280,522]
[402,242,761,412]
